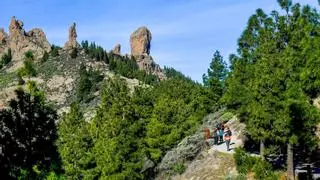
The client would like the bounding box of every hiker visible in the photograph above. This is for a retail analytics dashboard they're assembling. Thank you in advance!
[224,127,232,151]
[219,125,224,143]
[203,128,211,147]
[212,128,219,145]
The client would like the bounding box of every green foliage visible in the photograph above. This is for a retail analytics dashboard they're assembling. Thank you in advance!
[203,50,228,100]
[24,50,34,59]
[233,148,257,174]
[17,51,37,78]
[57,75,214,179]
[146,78,215,162]
[81,41,108,62]
[90,77,145,179]
[0,88,60,179]
[220,112,234,122]
[223,2,320,156]
[234,148,279,180]
[70,48,78,59]
[76,64,104,103]
[164,66,193,82]
[0,48,12,67]
[171,163,185,174]
[109,56,159,85]
[51,45,60,57]
[57,103,96,179]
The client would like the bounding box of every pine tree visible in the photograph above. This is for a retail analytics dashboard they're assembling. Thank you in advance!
[203,50,227,99]
[57,103,96,179]
[0,88,59,179]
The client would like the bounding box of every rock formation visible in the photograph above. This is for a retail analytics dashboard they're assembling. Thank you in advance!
[130,27,166,80]
[0,29,8,55]
[0,28,8,44]
[0,16,51,62]
[64,22,79,49]
[130,26,151,56]
[112,44,121,55]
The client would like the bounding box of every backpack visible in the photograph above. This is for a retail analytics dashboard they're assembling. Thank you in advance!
[225,130,232,137]
[227,130,232,136]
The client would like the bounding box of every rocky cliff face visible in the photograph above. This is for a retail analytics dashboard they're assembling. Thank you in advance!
[130,26,151,56]
[130,27,166,80]
[64,22,80,49]
[0,16,51,62]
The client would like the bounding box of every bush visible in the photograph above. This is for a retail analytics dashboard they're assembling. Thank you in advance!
[24,50,34,60]
[171,163,185,175]
[233,148,279,180]
[234,148,257,174]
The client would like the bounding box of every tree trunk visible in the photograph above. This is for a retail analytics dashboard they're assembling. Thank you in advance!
[260,140,265,159]
[287,143,295,180]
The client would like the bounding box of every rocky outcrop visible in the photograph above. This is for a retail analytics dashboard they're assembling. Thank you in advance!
[0,16,51,62]
[64,22,79,49]
[130,27,166,80]
[0,28,8,44]
[130,26,151,56]
[112,44,121,55]
[135,54,166,80]
[0,29,8,55]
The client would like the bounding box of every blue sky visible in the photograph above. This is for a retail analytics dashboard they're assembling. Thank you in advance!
[0,0,318,82]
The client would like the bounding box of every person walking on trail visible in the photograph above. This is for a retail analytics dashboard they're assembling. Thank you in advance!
[218,125,224,143]
[213,128,219,145]
[203,128,211,147]
[224,127,232,151]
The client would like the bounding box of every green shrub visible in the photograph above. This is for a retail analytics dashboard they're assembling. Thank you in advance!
[234,148,257,174]
[24,50,34,60]
[234,148,279,180]
[172,162,185,174]
[221,112,234,122]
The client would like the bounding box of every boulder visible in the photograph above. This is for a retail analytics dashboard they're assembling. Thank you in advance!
[158,133,204,171]
[130,26,151,56]
[64,22,79,49]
